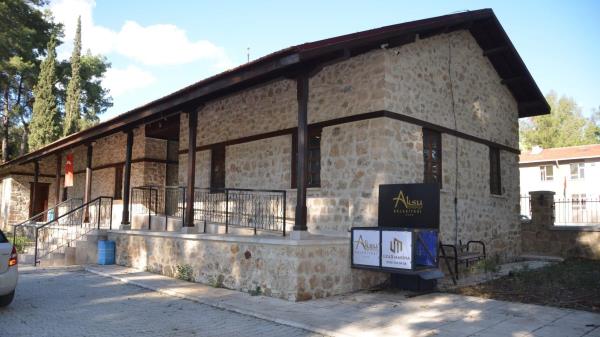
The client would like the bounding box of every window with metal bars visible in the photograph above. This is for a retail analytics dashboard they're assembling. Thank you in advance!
[114,165,123,200]
[489,147,502,195]
[211,145,226,190]
[291,127,321,188]
[422,128,442,188]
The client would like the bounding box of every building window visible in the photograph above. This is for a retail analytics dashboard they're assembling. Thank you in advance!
[422,128,442,188]
[62,187,68,202]
[291,127,321,188]
[570,162,585,180]
[572,194,586,210]
[540,165,553,181]
[114,165,123,200]
[211,145,226,190]
[489,147,501,195]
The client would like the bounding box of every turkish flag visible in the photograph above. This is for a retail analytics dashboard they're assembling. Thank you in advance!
[64,153,74,187]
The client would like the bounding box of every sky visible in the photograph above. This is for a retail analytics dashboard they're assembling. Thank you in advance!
[48,0,600,121]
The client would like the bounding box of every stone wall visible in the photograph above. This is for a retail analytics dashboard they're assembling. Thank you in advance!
[109,230,387,301]
[172,29,520,259]
[384,30,518,149]
[522,191,600,259]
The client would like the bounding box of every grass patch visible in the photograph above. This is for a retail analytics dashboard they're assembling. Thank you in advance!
[452,258,600,313]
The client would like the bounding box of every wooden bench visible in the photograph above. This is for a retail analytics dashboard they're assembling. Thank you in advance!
[439,240,486,279]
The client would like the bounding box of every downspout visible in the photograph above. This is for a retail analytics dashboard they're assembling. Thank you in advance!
[447,36,460,246]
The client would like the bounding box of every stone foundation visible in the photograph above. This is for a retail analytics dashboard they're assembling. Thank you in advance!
[108,230,387,301]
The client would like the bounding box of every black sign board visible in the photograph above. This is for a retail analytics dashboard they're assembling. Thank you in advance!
[378,183,439,229]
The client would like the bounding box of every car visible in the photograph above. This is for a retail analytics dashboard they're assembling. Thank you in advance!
[0,229,18,307]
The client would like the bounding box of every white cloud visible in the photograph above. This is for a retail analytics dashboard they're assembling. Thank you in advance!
[103,66,156,97]
[49,0,233,68]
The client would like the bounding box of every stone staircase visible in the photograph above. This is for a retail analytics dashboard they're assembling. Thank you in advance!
[19,229,108,267]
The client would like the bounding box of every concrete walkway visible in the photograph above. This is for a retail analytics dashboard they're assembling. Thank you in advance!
[86,265,600,337]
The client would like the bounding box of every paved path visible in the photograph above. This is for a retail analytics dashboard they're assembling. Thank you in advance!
[0,268,322,337]
[86,265,600,337]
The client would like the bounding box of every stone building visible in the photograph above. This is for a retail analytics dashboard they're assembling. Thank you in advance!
[0,9,549,300]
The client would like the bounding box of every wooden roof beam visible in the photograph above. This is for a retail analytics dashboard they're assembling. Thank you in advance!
[483,45,509,56]
[501,75,528,86]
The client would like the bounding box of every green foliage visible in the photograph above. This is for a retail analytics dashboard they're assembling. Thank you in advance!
[63,16,81,136]
[175,264,194,282]
[249,286,262,296]
[520,92,600,150]
[474,255,501,275]
[28,34,60,150]
[0,1,112,161]
[9,235,30,254]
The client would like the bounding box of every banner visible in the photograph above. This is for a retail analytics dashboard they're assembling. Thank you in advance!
[64,153,74,187]
[381,230,412,270]
[378,183,440,229]
[351,229,380,267]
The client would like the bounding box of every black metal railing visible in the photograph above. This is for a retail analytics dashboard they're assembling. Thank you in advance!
[14,196,113,266]
[164,186,186,220]
[130,186,159,230]
[193,187,287,236]
[130,185,287,235]
[12,198,83,254]
[554,198,600,226]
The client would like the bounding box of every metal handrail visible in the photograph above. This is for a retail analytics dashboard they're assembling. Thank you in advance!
[33,196,113,265]
[13,198,83,240]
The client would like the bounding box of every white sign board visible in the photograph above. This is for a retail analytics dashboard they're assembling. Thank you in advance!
[381,230,412,269]
[352,230,380,267]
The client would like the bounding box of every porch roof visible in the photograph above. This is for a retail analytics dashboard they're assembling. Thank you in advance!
[1,8,548,168]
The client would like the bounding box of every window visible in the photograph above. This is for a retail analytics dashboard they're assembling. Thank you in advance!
[62,187,68,202]
[210,145,226,190]
[422,128,442,188]
[489,147,502,195]
[114,165,123,200]
[572,194,586,210]
[540,165,553,181]
[570,162,585,180]
[291,127,322,188]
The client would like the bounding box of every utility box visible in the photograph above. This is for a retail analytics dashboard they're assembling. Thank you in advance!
[97,240,115,265]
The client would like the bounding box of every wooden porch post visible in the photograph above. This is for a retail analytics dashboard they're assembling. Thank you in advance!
[184,109,198,230]
[121,130,134,227]
[54,153,61,215]
[31,160,39,218]
[84,144,93,221]
[293,73,309,235]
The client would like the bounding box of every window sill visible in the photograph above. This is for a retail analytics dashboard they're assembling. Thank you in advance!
[490,193,507,200]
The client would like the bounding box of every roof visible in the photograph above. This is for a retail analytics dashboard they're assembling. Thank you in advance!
[520,144,600,164]
[1,8,549,169]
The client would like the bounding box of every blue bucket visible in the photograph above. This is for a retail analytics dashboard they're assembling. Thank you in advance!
[97,240,115,265]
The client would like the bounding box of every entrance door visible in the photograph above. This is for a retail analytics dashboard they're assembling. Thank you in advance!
[29,182,50,221]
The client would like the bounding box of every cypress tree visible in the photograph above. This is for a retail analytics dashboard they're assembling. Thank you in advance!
[29,34,61,151]
[64,16,82,136]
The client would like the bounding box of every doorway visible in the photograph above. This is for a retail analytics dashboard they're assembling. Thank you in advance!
[29,182,50,221]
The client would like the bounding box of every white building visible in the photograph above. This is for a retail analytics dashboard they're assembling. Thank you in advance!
[520,144,600,224]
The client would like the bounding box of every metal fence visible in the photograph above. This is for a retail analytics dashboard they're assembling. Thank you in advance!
[554,198,600,226]
[130,186,287,235]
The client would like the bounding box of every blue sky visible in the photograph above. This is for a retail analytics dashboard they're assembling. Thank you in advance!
[49,1,600,121]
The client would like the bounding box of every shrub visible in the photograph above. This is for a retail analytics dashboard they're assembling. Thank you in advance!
[175,264,194,282]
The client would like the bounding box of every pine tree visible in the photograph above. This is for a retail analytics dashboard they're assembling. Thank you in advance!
[29,34,61,151]
[64,16,82,136]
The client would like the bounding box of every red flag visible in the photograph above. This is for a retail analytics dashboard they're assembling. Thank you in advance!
[64,153,74,187]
